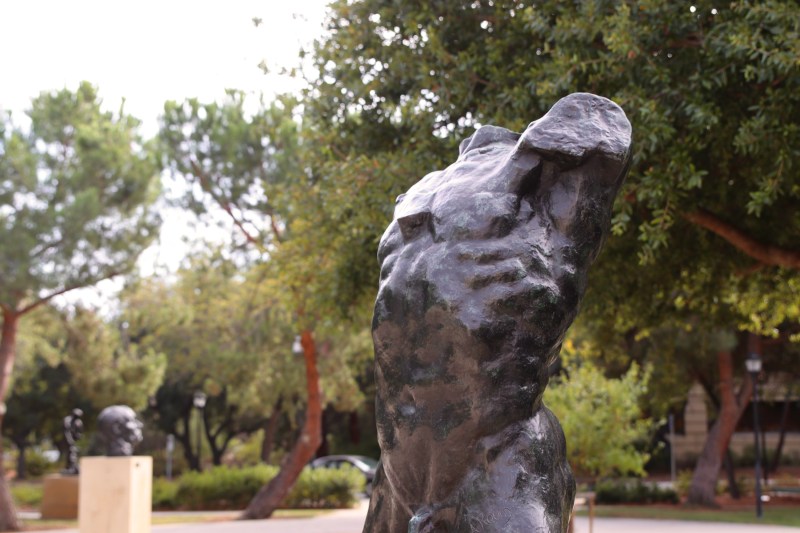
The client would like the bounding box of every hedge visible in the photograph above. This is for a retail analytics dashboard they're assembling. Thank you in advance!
[161,464,365,510]
[595,479,679,505]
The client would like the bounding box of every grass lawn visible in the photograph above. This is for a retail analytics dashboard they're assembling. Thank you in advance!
[576,504,800,527]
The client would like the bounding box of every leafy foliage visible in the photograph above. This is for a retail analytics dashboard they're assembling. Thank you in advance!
[5,305,164,477]
[121,254,295,467]
[289,5,800,504]
[171,464,364,510]
[594,478,679,505]
[0,81,160,311]
[297,0,800,334]
[0,82,161,527]
[545,347,655,479]
[159,91,300,251]
[63,308,166,410]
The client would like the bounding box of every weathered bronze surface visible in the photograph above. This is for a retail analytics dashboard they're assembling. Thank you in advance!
[364,93,632,532]
[96,405,144,457]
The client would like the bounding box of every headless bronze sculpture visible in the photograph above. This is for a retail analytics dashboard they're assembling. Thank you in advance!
[364,93,632,532]
[62,408,83,475]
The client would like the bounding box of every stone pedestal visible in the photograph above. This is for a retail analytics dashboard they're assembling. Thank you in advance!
[41,475,79,519]
[78,456,152,533]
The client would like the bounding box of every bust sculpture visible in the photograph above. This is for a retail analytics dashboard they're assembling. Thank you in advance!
[363,93,632,532]
[62,408,83,475]
[96,405,144,457]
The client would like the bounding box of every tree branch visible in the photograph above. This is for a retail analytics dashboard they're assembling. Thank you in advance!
[30,237,66,260]
[17,270,121,316]
[683,208,800,269]
[187,159,269,252]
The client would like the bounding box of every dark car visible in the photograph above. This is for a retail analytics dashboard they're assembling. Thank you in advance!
[310,455,379,496]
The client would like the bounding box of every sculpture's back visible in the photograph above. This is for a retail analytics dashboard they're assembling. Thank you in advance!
[364,93,632,533]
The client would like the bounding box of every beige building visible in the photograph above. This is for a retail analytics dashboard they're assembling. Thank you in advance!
[669,382,800,464]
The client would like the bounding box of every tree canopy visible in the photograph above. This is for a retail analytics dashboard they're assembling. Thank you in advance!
[297,0,799,332]
[290,0,800,507]
[1,82,161,313]
[0,81,161,530]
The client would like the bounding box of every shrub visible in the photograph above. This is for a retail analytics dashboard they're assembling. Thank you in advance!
[11,483,43,508]
[175,465,275,510]
[595,479,679,505]
[152,478,179,509]
[284,465,365,509]
[24,449,59,478]
[545,355,655,479]
[735,475,755,497]
[170,464,364,510]
[224,435,265,468]
[674,469,693,498]
[732,445,800,469]
[151,447,189,478]
[675,469,728,498]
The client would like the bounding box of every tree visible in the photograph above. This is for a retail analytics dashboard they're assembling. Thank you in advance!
[158,92,331,518]
[5,357,76,479]
[62,307,166,411]
[304,0,800,310]
[119,251,365,475]
[545,344,655,480]
[296,0,800,507]
[4,306,75,479]
[0,82,160,529]
[120,255,284,470]
[4,304,164,479]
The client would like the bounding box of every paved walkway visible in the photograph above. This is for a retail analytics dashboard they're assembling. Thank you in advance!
[28,502,800,533]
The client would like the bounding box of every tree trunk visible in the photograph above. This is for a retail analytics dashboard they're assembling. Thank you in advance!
[0,310,22,531]
[769,397,792,473]
[203,408,223,466]
[209,441,223,466]
[260,400,282,464]
[317,408,330,458]
[349,411,361,445]
[177,414,198,471]
[241,329,322,519]
[761,422,769,484]
[687,348,753,507]
[14,443,26,481]
[723,448,740,499]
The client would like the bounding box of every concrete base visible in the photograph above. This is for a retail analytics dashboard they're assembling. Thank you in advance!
[41,474,80,519]
[78,456,152,533]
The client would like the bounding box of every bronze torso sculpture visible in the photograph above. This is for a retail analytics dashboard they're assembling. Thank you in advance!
[364,93,632,532]
[62,408,83,475]
[96,405,144,457]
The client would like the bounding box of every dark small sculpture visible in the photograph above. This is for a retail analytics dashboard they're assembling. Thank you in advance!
[364,93,632,532]
[96,405,144,457]
[62,408,83,475]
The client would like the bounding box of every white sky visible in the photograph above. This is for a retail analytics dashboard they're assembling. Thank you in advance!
[2,0,330,133]
[1,0,332,310]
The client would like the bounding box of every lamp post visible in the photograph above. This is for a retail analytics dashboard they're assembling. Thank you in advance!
[745,352,763,519]
[193,391,207,471]
[166,434,175,480]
